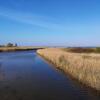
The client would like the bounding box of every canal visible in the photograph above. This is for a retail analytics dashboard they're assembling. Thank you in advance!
[0,51,99,100]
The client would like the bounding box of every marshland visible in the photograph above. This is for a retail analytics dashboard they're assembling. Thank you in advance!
[0,0,100,100]
[37,48,100,91]
[0,46,44,52]
[0,49,99,100]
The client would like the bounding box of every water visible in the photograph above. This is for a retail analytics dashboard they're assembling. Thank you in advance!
[0,51,99,100]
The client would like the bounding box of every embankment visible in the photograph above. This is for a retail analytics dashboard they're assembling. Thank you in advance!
[37,48,100,91]
[0,46,44,52]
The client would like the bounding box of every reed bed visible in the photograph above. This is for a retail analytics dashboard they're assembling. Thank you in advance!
[0,46,44,52]
[37,48,100,91]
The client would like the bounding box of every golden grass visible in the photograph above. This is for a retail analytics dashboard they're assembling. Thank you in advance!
[37,48,100,91]
[63,47,100,53]
[0,46,45,52]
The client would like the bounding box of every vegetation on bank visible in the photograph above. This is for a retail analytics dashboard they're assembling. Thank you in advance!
[37,48,100,91]
[63,47,100,53]
[0,46,44,52]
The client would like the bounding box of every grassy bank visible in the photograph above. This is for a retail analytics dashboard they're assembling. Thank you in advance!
[0,46,44,52]
[63,47,100,53]
[37,48,100,91]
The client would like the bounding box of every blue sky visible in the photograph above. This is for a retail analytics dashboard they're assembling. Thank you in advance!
[0,0,100,46]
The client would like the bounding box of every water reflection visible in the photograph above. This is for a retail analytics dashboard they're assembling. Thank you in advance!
[0,62,5,81]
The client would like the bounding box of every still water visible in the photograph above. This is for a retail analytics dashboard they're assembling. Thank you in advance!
[0,51,99,100]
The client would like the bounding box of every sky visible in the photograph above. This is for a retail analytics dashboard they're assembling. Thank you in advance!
[0,0,100,46]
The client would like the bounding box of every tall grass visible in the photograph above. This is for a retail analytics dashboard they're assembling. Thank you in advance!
[63,47,100,53]
[37,48,100,91]
[0,46,45,52]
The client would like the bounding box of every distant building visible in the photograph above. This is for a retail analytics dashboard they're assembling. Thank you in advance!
[6,43,14,47]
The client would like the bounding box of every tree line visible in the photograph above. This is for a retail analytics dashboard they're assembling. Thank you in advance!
[0,43,18,47]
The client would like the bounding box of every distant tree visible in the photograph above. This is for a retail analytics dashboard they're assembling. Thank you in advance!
[0,45,4,47]
[6,43,13,47]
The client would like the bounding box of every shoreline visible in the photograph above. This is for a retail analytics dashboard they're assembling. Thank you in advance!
[38,54,100,97]
[0,47,44,52]
[37,48,100,93]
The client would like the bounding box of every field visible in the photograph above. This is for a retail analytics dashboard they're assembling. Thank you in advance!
[63,47,100,53]
[37,48,100,91]
[0,46,45,52]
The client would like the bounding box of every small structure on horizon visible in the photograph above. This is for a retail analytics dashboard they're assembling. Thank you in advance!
[6,43,18,47]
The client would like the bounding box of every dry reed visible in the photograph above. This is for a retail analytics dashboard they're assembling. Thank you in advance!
[37,48,100,91]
